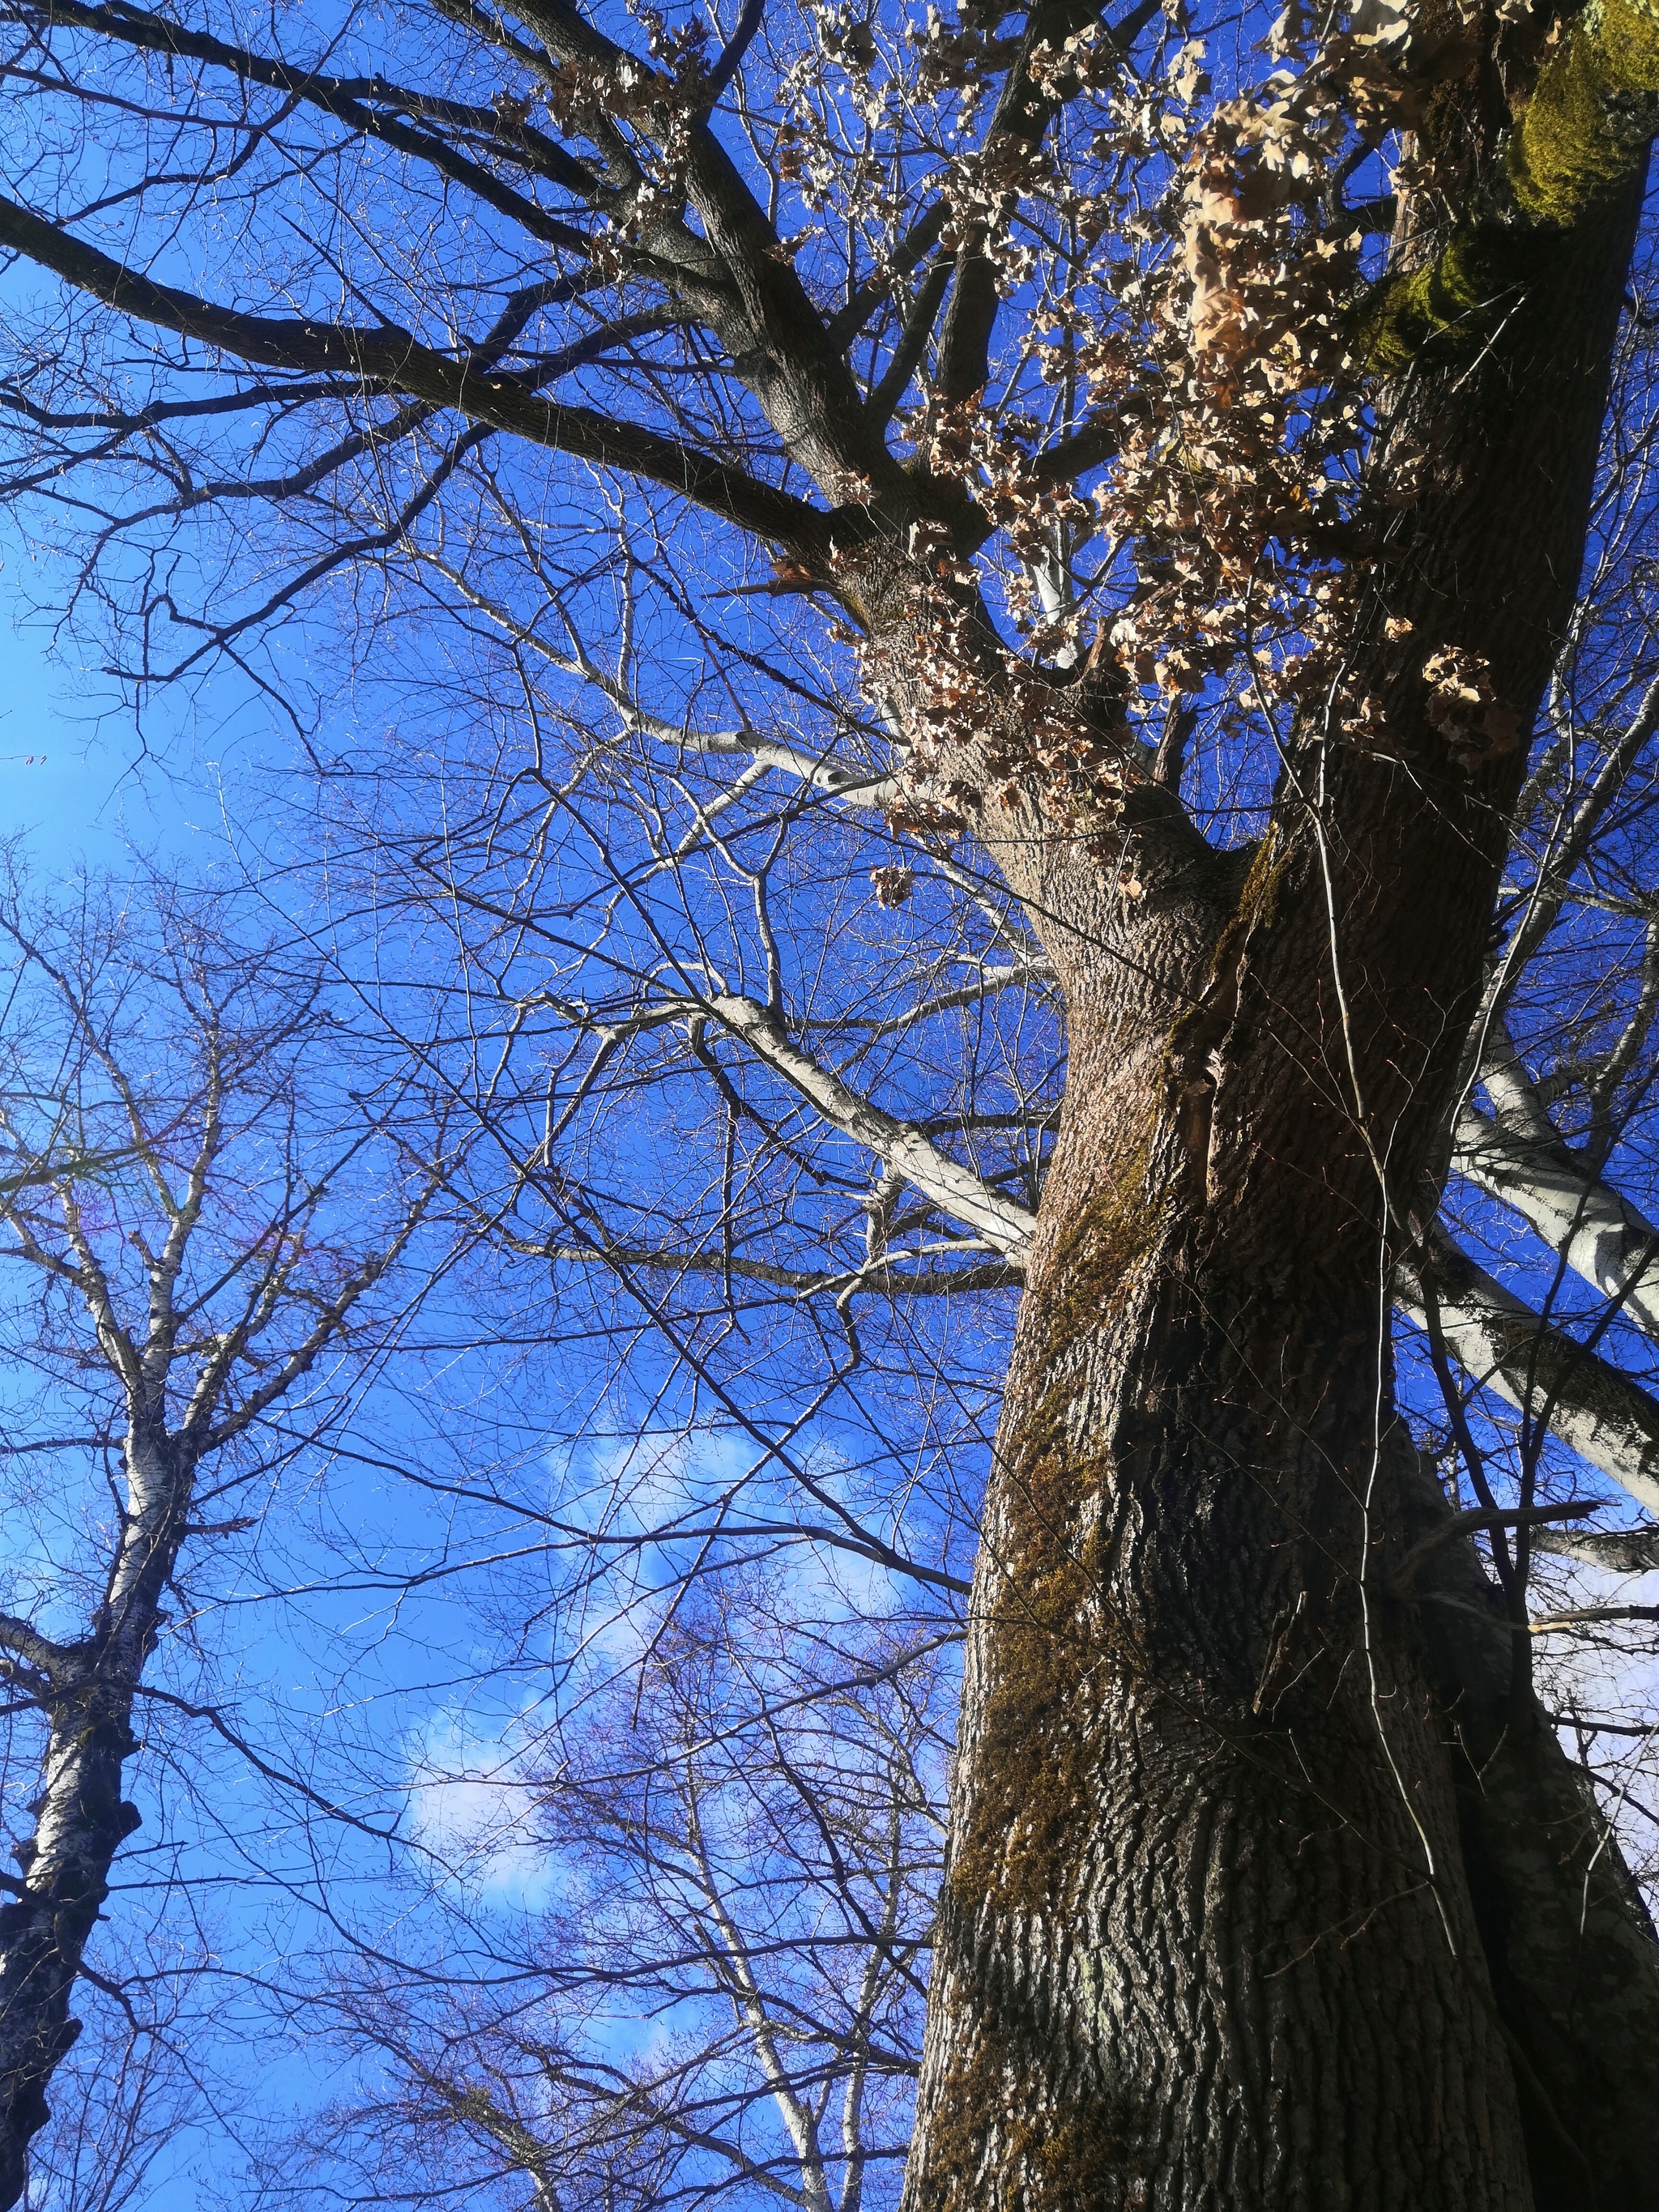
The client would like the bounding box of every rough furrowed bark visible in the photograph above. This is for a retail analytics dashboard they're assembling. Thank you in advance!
[904,1034,1532,2212]
[1397,1452,1659,2212]
[901,188,1659,2211]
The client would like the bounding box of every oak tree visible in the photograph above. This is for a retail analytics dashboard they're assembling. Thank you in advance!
[4,0,1659,2203]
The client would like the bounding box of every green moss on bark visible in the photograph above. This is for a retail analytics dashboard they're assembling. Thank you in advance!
[1354,0,1659,373]
[918,2018,1154,2212]
[945,1141,1159,1922]
[1509,0,1659,224]
[1352,224,1536,377]
[915,1144,1170,2212]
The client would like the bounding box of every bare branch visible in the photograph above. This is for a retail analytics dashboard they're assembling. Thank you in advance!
[1397,1234,1659,1513]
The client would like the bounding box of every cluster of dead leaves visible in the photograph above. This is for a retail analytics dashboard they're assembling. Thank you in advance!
[1422,646,1522,769]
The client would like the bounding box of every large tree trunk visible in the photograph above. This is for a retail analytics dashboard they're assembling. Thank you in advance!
[904,1012,1539,2211]
[901,191,1659,2212]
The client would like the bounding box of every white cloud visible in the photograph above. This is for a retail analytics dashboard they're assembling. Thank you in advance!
[405,1706,562,1909]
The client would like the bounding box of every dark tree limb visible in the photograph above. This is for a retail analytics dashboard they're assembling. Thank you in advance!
[0,190,827,550]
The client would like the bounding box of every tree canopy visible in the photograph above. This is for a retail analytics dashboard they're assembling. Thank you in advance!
[3,0,1659,2204]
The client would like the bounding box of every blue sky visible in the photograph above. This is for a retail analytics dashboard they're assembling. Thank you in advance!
[0,468,975,2202]
[0,548,410,2209]
[0,0,1653,2194]
[0,525,245,884]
